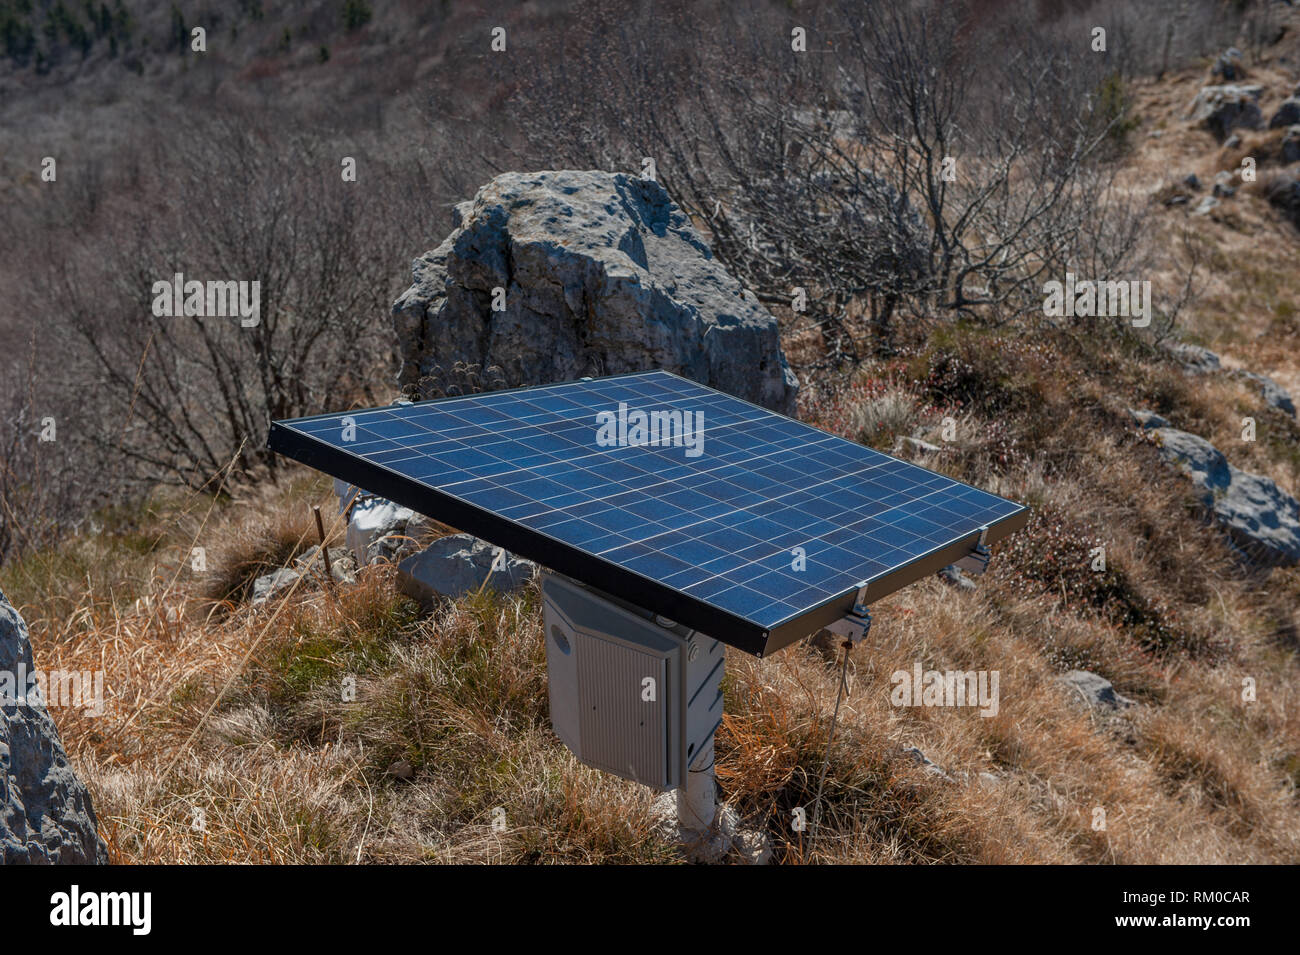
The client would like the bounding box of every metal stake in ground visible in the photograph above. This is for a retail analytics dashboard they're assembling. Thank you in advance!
[313,505,334,580]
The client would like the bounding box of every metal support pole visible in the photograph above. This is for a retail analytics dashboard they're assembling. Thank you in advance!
[676,736,717,833]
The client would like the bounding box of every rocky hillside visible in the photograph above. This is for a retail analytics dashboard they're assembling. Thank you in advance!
[2,1,1299,864]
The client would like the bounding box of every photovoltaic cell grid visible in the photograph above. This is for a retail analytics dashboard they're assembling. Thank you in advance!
[268,371,1027,656]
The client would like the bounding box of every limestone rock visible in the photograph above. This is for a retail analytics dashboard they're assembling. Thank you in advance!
[1237,370,1297,417]
[1060,670,1135,710]
[1162,341,1221,374]
[938,564,978,591]
[292,546,357,584]
[1,589,108,864]
[1266,173,1300,229]
[1149,426,1300,566]
[1188,84,1263,141]
[332,477,367,515]
[1269,97,1300,130]
[251,567,302,605]
[396,534,537,606]
[346,498,416,567]
[1282,125,1300,164]
[392,170,798,415]
[1127,407,1170,430]
[1211,48,1245,82]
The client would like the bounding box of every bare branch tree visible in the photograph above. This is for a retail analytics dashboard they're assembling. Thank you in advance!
[47,112,426,491]
[493,0,1170,359]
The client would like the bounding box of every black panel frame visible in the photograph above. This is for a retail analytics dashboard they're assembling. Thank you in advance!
[267,373,1028,657]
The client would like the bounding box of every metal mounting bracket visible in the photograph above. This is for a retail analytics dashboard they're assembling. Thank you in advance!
[953,525,992,576]
[825,583,872,644]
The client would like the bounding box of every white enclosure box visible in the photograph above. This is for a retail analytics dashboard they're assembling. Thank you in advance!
[542,570,725,790]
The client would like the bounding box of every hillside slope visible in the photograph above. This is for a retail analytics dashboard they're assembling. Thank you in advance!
[2,2,1299,864]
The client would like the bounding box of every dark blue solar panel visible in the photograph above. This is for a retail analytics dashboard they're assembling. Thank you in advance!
[269,371,1027,655]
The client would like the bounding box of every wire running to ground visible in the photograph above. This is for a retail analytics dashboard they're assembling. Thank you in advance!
[808,641,853,846]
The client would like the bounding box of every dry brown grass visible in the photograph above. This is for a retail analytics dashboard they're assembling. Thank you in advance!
[4,22,1300,865]
[196,492,326,610]
[6,416,1296,865]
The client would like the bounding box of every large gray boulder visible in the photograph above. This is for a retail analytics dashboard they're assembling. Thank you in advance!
[396,534,537,607]
[392,170,799,415]
[1,589,108,864]
[1148,425,1300,567]
[1270,97,1300,130]
[1282,125,1300,164]
[1266,173,1300,229]
[1151,342,1295,416]
[1237,370,1297,417]
[1162,341,1221,374]
[1188,84,1263,141]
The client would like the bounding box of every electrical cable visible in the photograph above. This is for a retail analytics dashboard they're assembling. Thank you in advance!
[808,639,853,844]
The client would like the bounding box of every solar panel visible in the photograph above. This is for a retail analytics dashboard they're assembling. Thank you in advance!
[268,371,1027,656]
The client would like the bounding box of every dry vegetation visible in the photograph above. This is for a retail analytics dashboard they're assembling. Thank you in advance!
[6,426,1298,863]
[2,0,1300,864]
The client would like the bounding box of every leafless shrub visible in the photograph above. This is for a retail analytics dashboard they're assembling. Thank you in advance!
[0,352,112,563]
[1065,0,1283,79]
[0,0,1267,558]
[491,0,1164,361]
[44,111,428,491]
